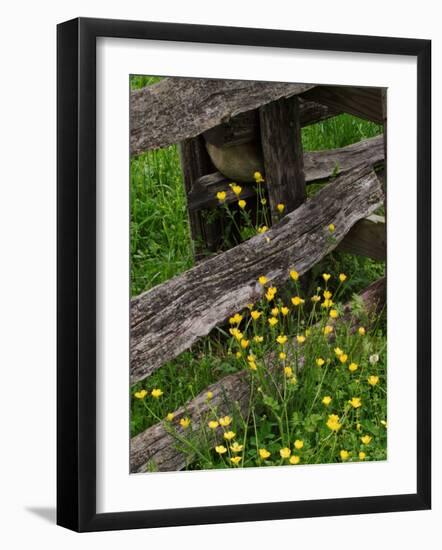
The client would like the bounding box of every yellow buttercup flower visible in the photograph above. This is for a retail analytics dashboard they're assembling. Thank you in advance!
[289,455,300,465]
[326,414,342,432]
[349,362,358,372]
[339,354,348,364]
[230,442,244,453]
[358,326,366,336]
[291,296,304,306]
[215,445,227,454]
[289,376,298,386]
[151,388,163,398]
[268,317,278,327]
[290,270,299,281]
[216,191,226,202]
[206,391,213,401]
[334,347,343,357]
[265,286,277,301]
[223,431,236,441]
[238,199,246,209]
[328,224,335,233]
[229,183,242,196]
[284,366,293,378]
[258,275,268,285]
[368,375,379,386]
[321,299,334,309]
[280,447,291,459]
[235,351,242,359]
[322,273,331,282]
[277,203,285,213]
[323,325,333,335]
[254,335,264,343]
[316,357,325,367]
[229,327,242,339]
[257,225,268,234]
[322,396,332,406]
[329,309,339,319]
[134,389,148,399]
[233,313,243,324]
[230,456,242,465]
[271,307,279,317]
[281,306,289,316]
[323,290,332,300]
[254,171,265,183]
[248,361,257,371]
[311,295,321,303]
[339,273,347,282]
[208,420,219,430]
[276,334,287,345]
[296,335,306,344]
[166,412,175,421]
[294,439,304,450]
[359,451,366,460]
[180,417,191,429]
[251,310,261,321]
[279,352,287,361]
[349,397,362,408]
[361,435,372,445]
[247,354,256,362]
[259,448,271,460]
[240,339,250,349]
[340,449,349,461]
[219,416,232,427]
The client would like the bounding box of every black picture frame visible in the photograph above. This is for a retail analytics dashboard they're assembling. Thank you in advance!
[57,17,431,532]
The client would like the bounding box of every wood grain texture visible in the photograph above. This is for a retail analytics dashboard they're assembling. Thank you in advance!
[337,214,386,261]
[130,77,313,155]
[131,277,386,472]
[187,135,384,212]
[179,136,222,258]
[130,164,384,384]
[301,86,385,124]
[259,96,306,218]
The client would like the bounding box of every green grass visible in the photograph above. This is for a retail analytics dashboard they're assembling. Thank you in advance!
[130,75,162,90]
[129,77,386,469]
[130,146,193,296]
[302,113,382,151]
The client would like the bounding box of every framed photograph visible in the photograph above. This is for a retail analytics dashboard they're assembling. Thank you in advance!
[57,17,431,532]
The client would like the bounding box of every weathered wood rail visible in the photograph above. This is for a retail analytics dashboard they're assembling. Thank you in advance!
[131,277,386,472]
[338,214,386,261]
[131,163,384,385]
[131,78,313,155]
[130,79,384,156]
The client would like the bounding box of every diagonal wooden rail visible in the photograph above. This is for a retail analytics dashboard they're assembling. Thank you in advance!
[131,163,384,385]
[131,277,386,473]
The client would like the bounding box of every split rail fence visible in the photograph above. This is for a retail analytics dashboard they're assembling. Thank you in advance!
[129,77,387,472]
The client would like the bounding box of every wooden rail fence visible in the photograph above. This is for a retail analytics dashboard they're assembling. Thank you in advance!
[129,76,387,471]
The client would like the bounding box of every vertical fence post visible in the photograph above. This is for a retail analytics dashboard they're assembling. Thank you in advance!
[259,96,306,222]
[179,136,222,260]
